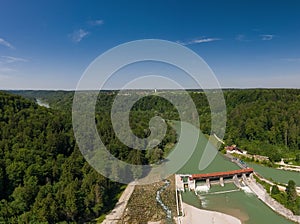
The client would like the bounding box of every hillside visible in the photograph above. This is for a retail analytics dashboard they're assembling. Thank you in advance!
[224,89,300,160]
[0,91,123,223]
[14,89,300,161]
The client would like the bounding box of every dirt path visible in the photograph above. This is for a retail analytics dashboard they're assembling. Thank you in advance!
[102,183,135,224]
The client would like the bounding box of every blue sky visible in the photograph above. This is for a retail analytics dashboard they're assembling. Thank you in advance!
[0,0,300,89]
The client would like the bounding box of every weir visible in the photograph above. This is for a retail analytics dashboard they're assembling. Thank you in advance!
[185,168,254,191]
[233,175,241,188]
[220,177,224,187]
[206,178,211,189]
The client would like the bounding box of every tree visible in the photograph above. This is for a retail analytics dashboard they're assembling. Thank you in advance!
[286,180,297,204]
[0,199,13,222]
[32,192,59,223]
[63,179,82,221]
[146,147,163,164]
[295,154,300,163]
[269,150,282,163]
[271,185,280,195]
[0,165,5,198]
[10,177,39,215]
[0,92,126,222]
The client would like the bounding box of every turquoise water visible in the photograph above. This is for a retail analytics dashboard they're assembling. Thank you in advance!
[175,122,239,174]
[249,163,300,186]
[175,122,295,223]
[182,183,295,224]
[202,184,295,224]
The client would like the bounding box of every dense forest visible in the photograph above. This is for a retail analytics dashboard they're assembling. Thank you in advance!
[0,91,123,223]
[224,89,300,161]
[0,90,178,222]
[4,88,300,222]
[14,88,300,161]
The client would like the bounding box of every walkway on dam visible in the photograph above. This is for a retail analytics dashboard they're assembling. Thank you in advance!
[190,168,254,180]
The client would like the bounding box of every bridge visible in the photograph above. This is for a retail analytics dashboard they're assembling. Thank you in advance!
[176,168,254,191]
[190,168,254,181]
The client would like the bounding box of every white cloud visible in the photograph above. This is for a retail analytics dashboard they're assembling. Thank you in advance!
[261,34,274,41]
[1,56,28,63]
[70,29,89,43]
[193,38,221,43]
[179,37,221,45]
[0,38,14,49]
[88,19,104,26]
[69,20,103,43]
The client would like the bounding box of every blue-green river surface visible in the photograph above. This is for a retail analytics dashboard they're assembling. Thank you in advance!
[176,122,297,224]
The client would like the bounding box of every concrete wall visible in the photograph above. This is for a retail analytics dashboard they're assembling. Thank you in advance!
[247,177,300,223]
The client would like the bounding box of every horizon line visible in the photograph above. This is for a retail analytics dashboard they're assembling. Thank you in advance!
[2,87,300,92]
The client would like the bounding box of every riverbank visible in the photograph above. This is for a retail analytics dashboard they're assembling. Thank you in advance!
[275,161,300,172]
[102,183,135,224]
[181,202,241,224]
[120,176,177,223]
[227,152,300,173]
[249,162,300,186]
[255,172,300,195]
[246,175,300,223]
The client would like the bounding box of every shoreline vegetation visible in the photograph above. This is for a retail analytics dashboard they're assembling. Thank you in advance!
[227,152,300,171]
[225,151,300,220]
[254,174,300,217]
[249,176,300,223]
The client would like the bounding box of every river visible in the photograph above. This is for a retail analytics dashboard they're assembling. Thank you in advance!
[36,99,50,108]
[200,184,295,224]
[175,122,297,224]
[249,162,300,186]
[156,180,173,223]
